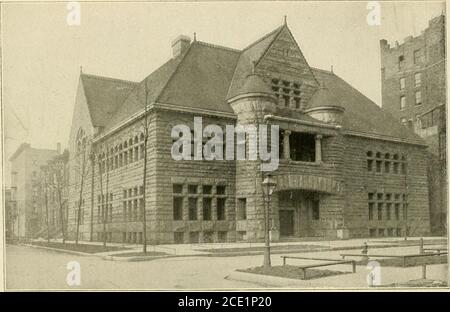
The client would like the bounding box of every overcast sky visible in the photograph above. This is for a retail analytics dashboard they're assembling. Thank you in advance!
[2,1,445,185]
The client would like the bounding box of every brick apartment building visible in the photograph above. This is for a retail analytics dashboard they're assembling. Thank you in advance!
[9,143,58,238]
[380,14,446,235]
[67,22,431,244]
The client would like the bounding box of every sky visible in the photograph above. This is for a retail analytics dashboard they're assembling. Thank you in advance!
[1,1,445,185]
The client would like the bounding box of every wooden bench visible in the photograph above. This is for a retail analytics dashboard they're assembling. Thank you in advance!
[423,247,447,254]
[280,256,356,279]
[340,251,448,268]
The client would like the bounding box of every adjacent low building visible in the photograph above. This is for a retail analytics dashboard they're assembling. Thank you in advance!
[67,22,431,244]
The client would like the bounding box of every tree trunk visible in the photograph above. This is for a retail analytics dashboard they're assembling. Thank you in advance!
[90,155,95,241]
[75,150,87,245]
[44,181,50,243]
[142,131,148,253]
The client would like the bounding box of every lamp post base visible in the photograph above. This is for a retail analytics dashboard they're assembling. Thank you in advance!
[263,246,271,268]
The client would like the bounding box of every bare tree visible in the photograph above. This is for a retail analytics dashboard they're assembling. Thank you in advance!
[75,140,89,245]
[40,165,51,243]
[140,82,151,253]
[53,152,69,244]
[97,143,109,248]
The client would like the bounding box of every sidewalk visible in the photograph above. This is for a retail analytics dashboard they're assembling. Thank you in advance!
[28,236,446,259]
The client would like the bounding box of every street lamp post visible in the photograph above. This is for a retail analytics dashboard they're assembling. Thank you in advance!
[262,174,277,268]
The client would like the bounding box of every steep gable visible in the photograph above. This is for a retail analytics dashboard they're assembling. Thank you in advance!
[80,73,138,129]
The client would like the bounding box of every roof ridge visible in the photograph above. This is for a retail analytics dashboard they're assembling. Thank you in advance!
[242,24,284,52]
[81,72,138,85]
[311,67,333,75]
[196,41,241,53]
[155,42,195,103]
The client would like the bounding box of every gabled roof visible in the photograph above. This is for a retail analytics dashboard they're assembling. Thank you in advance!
[157,42,240,113]
[80,23,424,145]
[104,56,184,131]
[80,73,138,128]
[310,68,423,142]
[227,26,284,100]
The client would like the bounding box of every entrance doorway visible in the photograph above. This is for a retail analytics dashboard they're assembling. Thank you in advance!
[279,210,294,236]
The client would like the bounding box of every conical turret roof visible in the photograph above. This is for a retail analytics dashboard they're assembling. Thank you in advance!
[307,82,344,110]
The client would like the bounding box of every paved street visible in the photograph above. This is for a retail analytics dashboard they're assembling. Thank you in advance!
[5,243,448,290]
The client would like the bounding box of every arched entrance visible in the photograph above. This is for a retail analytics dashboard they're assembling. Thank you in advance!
[274,174,342,238]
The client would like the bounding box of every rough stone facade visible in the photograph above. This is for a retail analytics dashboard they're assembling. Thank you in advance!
[380,14,446,235]
[65,22,432,244]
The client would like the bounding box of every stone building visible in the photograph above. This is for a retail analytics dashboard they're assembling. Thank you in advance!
[67,22,431,244]
[9,143,58,239]
[4,188,16,240]
[33,151,70,241]
[380,14,446,235]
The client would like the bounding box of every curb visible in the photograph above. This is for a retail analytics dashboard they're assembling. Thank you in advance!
[103,255,174,262]
[225,270,308,288]
[21,244,96,257]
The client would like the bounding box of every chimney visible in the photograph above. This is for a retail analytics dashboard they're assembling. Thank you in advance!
[56,142,61,154]
[171,35,191,58]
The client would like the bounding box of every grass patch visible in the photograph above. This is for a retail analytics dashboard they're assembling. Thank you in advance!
[376,239,447,246]
[200,244,326,254]
[384,279,447,287]
[239,265,349,280]
[356,255,447,267]
[112,251,167,257]
[31,241,129,254]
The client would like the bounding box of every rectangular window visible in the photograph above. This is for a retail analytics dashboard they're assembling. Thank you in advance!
[415,91,422,105]
[237,231,247,241]
[202,185,212,195]
[188,198,198,220]
[237,198,247,220]
[395,203,400,220]
[369,229,377,237]
[399,77,406,90]
[400,96,406,110]
[188,185,198,194]
[403,203,408,220]
[216,185,226,195]
[173,197,183,220]
[386,203,391,220]
[312,200,320,220]
[217,198,226,220]
[189,231,199,244]
[174,232,184,244]
[387,228,394,237]
[294,97,301,109]
[218,231,227,243]
[414,49,423,64]
[173,184,183,194]
[367,159,373,171]
[398,55,405,69]
[378,228,385,237]
[368,203,374,220]
[414,73,421,87]
[202,198,212,220]
[203,231,214,243]
[377,203,383,220]
[376,160,382,173]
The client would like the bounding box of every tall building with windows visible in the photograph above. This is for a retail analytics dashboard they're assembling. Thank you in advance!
[9,143,59,239]
[67,21,431,244]
[380,14,446,234]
